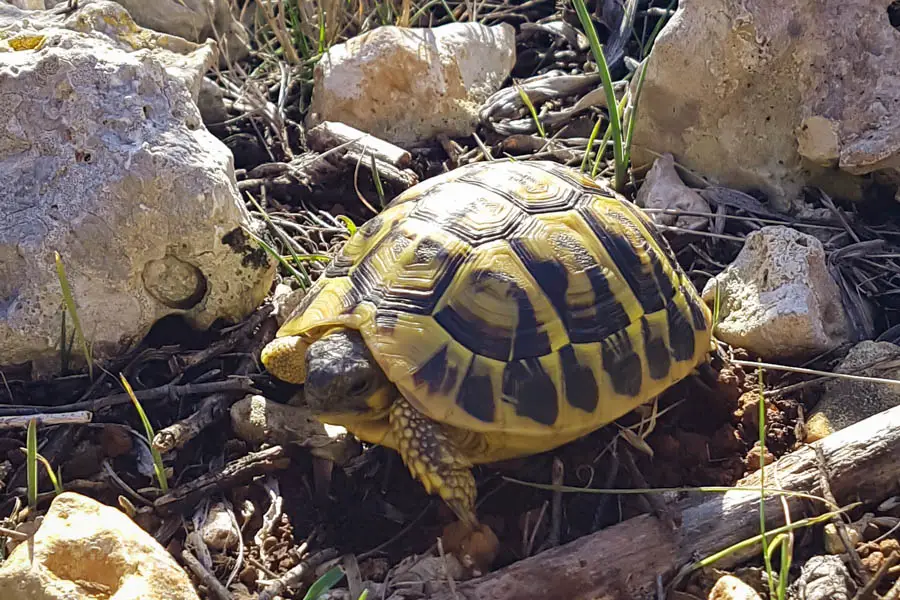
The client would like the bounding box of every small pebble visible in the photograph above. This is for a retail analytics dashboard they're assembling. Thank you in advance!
[708,574,762,600]
[823,523,861,555]
[745,442,774,471]
[201,502,240,551]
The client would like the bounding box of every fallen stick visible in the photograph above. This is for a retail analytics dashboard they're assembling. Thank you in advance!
[0,411,92,429]
[0,378,258,417]
[307,121,412,168]
[428,403,900,600]
[153,446,289,515]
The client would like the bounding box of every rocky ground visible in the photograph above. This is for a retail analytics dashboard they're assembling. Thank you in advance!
[1,0,900,599]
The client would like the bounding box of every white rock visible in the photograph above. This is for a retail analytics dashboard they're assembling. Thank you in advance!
[0,492,199,600]
[635,153,710,230]
[109,0,251,64]
[200,502,240,551]
[701,226,849,359]
[306,22,516,146]
[631,0,900,211]
[792,555,854,600]
[0,1,275,375]
[708,575,762,600]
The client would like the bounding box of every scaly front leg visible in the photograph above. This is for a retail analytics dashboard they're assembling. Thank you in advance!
[389,397,478,528]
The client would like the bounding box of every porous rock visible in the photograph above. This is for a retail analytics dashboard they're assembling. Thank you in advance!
[34,0,251,63]
[635,153,710,231]
[306,22,516,145]
[631,0,900,211]
[110,0,251,64]
[701,226,849,359]
[0,491,199,600]
[0,1,275,375]
[708,575,762,600]
[806,341,900,442]
[791,555,854,600]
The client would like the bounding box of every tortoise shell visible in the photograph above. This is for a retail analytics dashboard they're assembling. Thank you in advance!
[276,160,713,444]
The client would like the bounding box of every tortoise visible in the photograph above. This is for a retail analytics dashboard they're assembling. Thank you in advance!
[260,159,714,527]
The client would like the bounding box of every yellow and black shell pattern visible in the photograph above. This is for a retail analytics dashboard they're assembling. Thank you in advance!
[276,160,713,439]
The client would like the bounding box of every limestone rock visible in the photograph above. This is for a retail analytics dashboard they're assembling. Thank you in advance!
[635,153,710,231]
[708,575,762,600]
[0,1,275,374]
[631,0,900,211]
[109,0,251,64]
[791,555,854,600]
[306,22,516,145]
[701,226,849,359]
[806,341,900,442]
[0,492,199,600]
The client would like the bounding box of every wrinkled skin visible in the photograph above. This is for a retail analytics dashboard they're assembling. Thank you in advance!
[304,329,393,416]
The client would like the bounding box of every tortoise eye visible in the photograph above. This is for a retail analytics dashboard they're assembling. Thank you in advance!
[349,378,370,396]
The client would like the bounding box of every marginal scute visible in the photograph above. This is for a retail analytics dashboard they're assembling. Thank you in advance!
[559,344,599,413]
[641,316,671,380]
[457,355,497,423]
[600,329,643,397]
[666,298,697,361]
[412,344,457,396]
[501,356,559,426]
[685,288,711,331]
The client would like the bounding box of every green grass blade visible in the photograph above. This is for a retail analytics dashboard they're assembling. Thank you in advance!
[26,418,38,510]
[516,85,545,138]
[120,373,168,493]
[623,60,649,167]
[370,153,386,206]
[757,366,776,597]
[581,114,605,173]
[336,215,357,236]
[303,566,345,600]
[571,0,625,191]
[35,452,63,495]
[54,251,92,379]
[642,0,677,57]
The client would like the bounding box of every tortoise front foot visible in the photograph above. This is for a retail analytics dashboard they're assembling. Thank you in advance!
[389,398,478,528]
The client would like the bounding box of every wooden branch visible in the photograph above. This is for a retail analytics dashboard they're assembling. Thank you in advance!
[428,404,900,600]
[153,446,289,515]
[307,121,412,168]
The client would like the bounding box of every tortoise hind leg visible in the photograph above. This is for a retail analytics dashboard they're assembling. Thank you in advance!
[389,397,478,527]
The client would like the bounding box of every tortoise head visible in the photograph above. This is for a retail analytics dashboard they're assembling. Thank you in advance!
[261,327,395,420]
